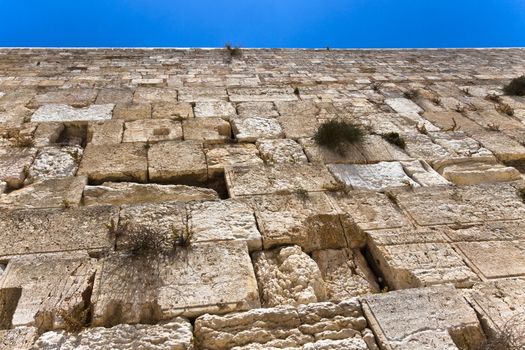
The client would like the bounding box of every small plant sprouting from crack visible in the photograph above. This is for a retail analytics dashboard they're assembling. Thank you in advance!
[462,87,471,96]
[430,95,442,106]
[224,43,242,63]
[486,123,500,132]
[478,313,525,350]
[172,226,192,249]
[62,199,71,209]
[403,89,419,100]
[485,93,502,103]
[293,87,300,96]
[314,119,364,155]
[445,118,460,132]
[58,306,90,333]
[495,103,514,116]
[382,132,406,149]
[503,75,525,96]
[296,188,309,202]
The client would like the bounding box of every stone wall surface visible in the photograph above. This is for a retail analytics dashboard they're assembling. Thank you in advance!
[0,48,525,349]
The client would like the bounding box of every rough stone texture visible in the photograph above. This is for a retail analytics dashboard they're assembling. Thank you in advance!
[152,101,194,119]
[0,146,37,189]
[78,142,148,184]
[0,205,117,257]
[123,118,183,143]
[83,182,218,206]
[132,87,178,104]
[0,252,97,332]
[29,89,98,108]
[253,245,327,307]
[32,318,194,350]
[91,241,260,326]
[87,120,123,145]
[225,164,338,197]
[232,116,284,142]
[0,327,38,350]
[187,199,262,251]
[113,103,151,121]
[148,140,207,183]
[194,101,236,119]
[26,146,82,182]
[248,193,347,252]
[236,101,279,117]
[194,299,378,350]
[31,104,113,122]
[311,248,380,301]
[205,143,263,176]
[256,138,308,164]
[363,286,485,350]
[182,117,232,143]
[0,176,86,209]
[440,161,521,185]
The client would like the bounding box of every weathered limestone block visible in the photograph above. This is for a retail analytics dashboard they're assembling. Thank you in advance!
[400,160,451,186]
[361,113,418,135]
[470,131,525,162]
[468,110,524,131]
[311,248,379,300]
[194,299,378,350]
[445,221,525,242]
[256,139,308,164]
[232,117,284,142]
[91,241,260,326]
[440,161,521,185]
[403,132,453,163]
[205,144,263,176]
[178,87,228,102]
[274,101,320,117]
[32,122,63,147]
[112,103,151,121]
[132,87,177,103]
[194,101,236,118]
[385,98,423,114]
[31,104,113,123]
[328,162,419,191]
[0,105,32,126]
[236,101,279,117]
[249,193,347,252]
[0,176,86,209]
[253,245,327,307]
[367,229,479,289]
[84,182,217,206]
[225,164,337,197]
[187,199,262,251]
[422,111,483,133]
[95,88,133,104]
[152,101,194,119]
[0,205,116,257]
[0,327,38,350]
[182,118,231,143]
[32,318,194,350]
[122,119,183,143]
[26,146,82,182]
[87,120,123,144]
[0,147,37,189]
[362,286,485,350]
[148,141,207,183]
[392,183,525,226]
[277,114,318,139]
[455,241,525,279]
[29,89,98,108]
[228,87,298,102]
[78,142,148,184]
[0,252,97,333]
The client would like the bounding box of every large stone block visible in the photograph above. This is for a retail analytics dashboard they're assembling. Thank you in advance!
[152,101,194,119]
[112,103,151,121]
[362,285,485,350]
[205,143,263,176]
[236,101,279,117]
[0,205,117,257]
[26,146,82,182]
[0,147,37,189]
[87,120,123,145]
[194,101,236,119]
[0,252,97,332]
[29,89,98,108]
[91,241,260,326]
[31,104,113,122]
[256,138,308,164]
[122,119,183,143]
[78,142,148,184]
[231,116,284,142]
[182,118,231,143]
[228,87,298,102]
[148,141,208,183]
[132,87,177,103]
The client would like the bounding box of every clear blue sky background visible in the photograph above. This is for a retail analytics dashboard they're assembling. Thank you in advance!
[1,0,524,48]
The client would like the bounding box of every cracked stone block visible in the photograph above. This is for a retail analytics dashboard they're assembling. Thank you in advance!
[470,131,525,162]
[132,87,177,103]
[178,87,228,102]
[32,318,194,350]
[26,146,82,182]
[278,114,318,139]
[0,176,86,209]
[112,103,151,121]
[29,89,98,108]
[182,118,231,143]
[87,120,123,145]
[392,183,525,226]
[187,199,262,251]
[456,241,525,279]
[83,182,218,206]
[253,245,327,307]
[152,101,193,119]
[95,88,133,105]
[445,221,525,242]
[440,161,521,185]
[367,229,479,289]
[249,193,347,252]
[228,87,298,102]
[31,104,114,123]
[362,285,485,350]
[205,143,263,176]
[465,278,525,334]
[91,241,260,326]
[231,116,284,142]
[123,119,183,143]
[148,141,207,183]
[328,162,419,191]
[225,164,337,197]
[256,138,308,164]
[403,132,453,164]
[0,327,37,350]
[311,248,380,301]
[401,160,451,186]
[194,299,378,350]
[236,101,279,117]
[0,252,97,333]
[194,101,236,119]
[0,147,37,189]
[0,204,117,257]
[385,98,424,114]
[78,142,148,184]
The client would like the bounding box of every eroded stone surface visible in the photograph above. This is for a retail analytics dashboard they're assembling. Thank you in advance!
[182,118,232,143]
[148,140,207,183]
[123,119,183,143]
[0,327,38,350]
[0,147,37,189]
[26,146,82,182]
[232,117,284,142]
[194,101,236,119]
[256,138,308,164]
[205,143,263,176]
[31,104,114,122]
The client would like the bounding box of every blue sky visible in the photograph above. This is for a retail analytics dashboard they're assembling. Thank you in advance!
[1,0,524,48]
